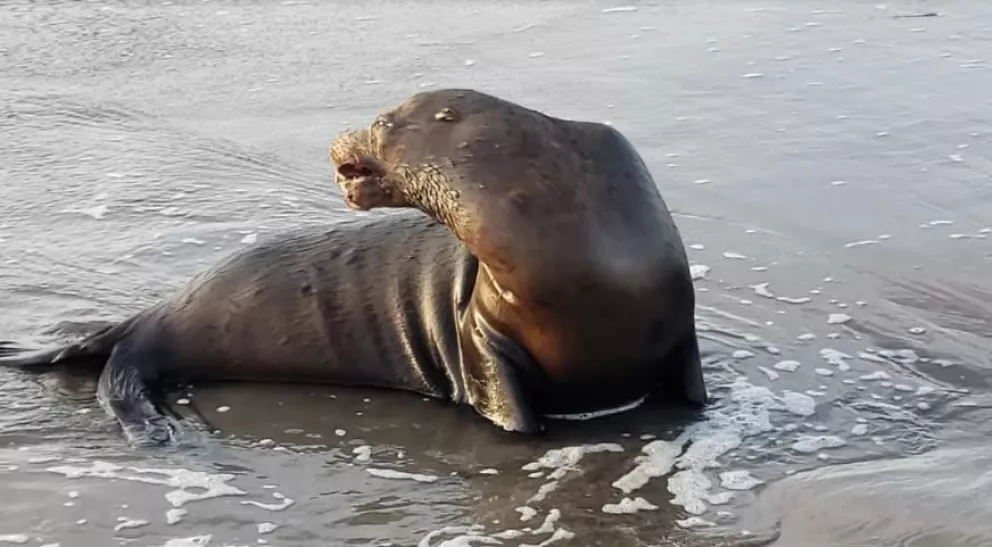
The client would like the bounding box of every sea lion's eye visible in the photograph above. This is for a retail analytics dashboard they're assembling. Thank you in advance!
[374,117,394,129]
[434,107,458,122]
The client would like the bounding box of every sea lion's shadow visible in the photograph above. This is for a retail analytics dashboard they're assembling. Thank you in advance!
[176,380,708,461]
[33,366,708,461]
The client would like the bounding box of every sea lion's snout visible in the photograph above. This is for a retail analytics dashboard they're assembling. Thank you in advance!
[333,156,402,211]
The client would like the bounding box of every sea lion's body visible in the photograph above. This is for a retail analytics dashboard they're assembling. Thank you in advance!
[1,88,707,446]
[1,214,483,444]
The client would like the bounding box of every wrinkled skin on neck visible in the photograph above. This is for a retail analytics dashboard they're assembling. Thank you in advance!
[329,128,466,229]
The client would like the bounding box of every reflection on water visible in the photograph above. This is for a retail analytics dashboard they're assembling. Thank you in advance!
[1,0,991,545]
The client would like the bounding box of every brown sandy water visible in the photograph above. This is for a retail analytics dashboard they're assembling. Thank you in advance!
[1,0,990,545]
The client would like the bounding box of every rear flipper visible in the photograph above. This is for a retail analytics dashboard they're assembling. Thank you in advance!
[657,332,708,406]
[0,341,18,357]
[97,340,181,447]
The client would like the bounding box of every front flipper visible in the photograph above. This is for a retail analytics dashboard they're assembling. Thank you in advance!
[97,340,179,447]
[657,331,708,406]
[459,307,543,434]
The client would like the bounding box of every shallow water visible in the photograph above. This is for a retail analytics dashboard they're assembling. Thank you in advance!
[1,0,991,545]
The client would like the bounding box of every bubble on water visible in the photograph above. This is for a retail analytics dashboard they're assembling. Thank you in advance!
[353,446,372,462]
[601,6,638,13]
[114,518,149,532]
[516,506,538,521]
[815,368,834,376]
[366,468,439,483]
[0,535,29,545]
[742,73,764,79]
[257,522,279,535]
[751,283,774,298]
[797,333,816,342]
[773,360,801,372]
[155,537,213,547]
[241,492,295,512]
[529,52,546,58]
[690,264,711,280]
[758,367,779,381]
[240,233,258,244]
[690,244,705,250]
[335,429,346,437]
[723,251,748,260]
[612,440,683,494]
[707,491,734,505]
[479,468,499,475]
[780,391,816,416]
[844,239,879,248]
[778,296,812,304]
[827,313,852,325]
[719,470,764,490]
[602,496,658,514]
[733,350,756,360]
[676,517,716,529]
[820,348,852,371]
[879,349,920,365]
[166,508,187,525]
[791,435,846,453]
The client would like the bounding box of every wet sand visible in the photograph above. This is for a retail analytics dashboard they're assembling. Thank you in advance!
[1,0,991,545]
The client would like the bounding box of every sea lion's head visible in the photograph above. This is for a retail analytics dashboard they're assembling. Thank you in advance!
[329,89,538,217]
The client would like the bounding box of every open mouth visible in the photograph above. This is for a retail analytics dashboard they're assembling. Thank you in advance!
[334,156,390,210]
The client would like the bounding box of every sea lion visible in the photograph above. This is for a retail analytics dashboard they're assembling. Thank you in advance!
[330,88,706,426]
[0,88,706,447]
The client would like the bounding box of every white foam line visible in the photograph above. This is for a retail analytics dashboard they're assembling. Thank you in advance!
[240,492,295,511]
[522,444,624,504]
[366,468,439,483]
[45,461,245,508]
[531,509,561,535]
[602,496,659,514]
[544,395,646,420]
[612,437,687,494]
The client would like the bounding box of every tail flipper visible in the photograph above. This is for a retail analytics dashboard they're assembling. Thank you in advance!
[0,321,128,369]
[0,345,75,368]
[0,341,20,357]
